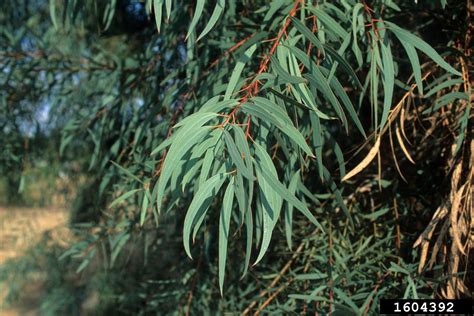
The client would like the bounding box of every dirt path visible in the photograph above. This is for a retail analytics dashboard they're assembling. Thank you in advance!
[0,207,68,264]
[0,206,69,315]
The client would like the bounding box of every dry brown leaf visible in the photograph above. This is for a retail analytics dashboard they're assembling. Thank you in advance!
[399,105,414,146]
[395,124,415,164]
[450,184,467,255]
[416,206,448,273]
[413,205,447,248]
[389,124,408,181]
[428,219,450,269]
[342,136,381,182]
[418,233,433,273]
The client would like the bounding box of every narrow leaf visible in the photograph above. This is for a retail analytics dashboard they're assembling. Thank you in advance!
[187,0,205,39]
[224,44,257,100]
[223,130,254,180]
[380,41,395,129]
[342,136,381,182]
[183,173,227,259]
[219,179,234,295]
[388,22,461,76]
[197,0,225,41]
[109,189,141,209]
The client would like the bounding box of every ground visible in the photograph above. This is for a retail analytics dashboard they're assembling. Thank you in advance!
[0,206,69,316]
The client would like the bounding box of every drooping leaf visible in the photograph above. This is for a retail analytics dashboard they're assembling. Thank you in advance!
[257,164,323,232]
[153,0,163,32]
[398,40,423,95]
[306,7,348,39]
[223,129,254,180]
[218,178,234,295]
[380,40,395,129]
[156,123,213,212]
[387,22,461,76]
[183,172,227,259]
[197,0,225,41]
[186,0,205,39]
[285,170,300,250]
[243,99,314,157]
[252,142,282,264]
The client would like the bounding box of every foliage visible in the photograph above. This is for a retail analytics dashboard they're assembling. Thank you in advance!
[1,0,472,314]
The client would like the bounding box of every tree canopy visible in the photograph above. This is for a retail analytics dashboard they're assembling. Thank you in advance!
[1,0,472,314]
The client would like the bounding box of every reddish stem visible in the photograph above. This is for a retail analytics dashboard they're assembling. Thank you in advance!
[219,0,303,139]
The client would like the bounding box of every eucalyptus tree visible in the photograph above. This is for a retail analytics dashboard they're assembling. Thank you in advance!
[1,0,471,314]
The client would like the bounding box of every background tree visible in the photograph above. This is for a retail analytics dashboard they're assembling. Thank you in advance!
[1,0,471,314]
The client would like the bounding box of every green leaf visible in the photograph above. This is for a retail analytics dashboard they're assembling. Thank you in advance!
[271,55,307,84]
[253,142,282,264]
[305,71,348,129]
[156,124,212,212]
[186,0,205,39]
[183,173,227,259]
[156,113,217,209]
[268,87,331,120]
[289,294,327,302]
[150,135,175,156]
[173,111,217,129]
[223,129,254,180]
[241,201,253,278]
[257,164,324,232]
[109,189,142,209]
[181,159,204,192]
[232,125,253,172]
[306,7,348,39]
[199,98,239,113]
[290,17,326,55]
[111,161,143,184]
[333,288,359,314]
[219,178,234,295]
[199,148,216,186]
[288,47,358,124]
[326,44,363,90]
[252,96,293,125]
[424,78,464,98]
[165,0,172,19]
[285,171,300,250]
[310,112,324,180]
[361,207,390,220]
[319,67,366,137]
[334,141,346,179]
[399,40,423,95]
[264,0,287,22]
[197,0,225,41]
[153,0,163,32]
[351,3,365,68]
[369,45,381,130]
[243,99,314,157]
[233,172,247,224]
[387,22,461,76]
[389,261,410,274]
[224,44,257,100]
[295,272,328,280]
[49,0,59,30]
[103,0,117,31]
[423,92,469,113]
[380,40,394,129]
[140,188,151,226]
[110,232,129,266]
[197,129,223,187]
